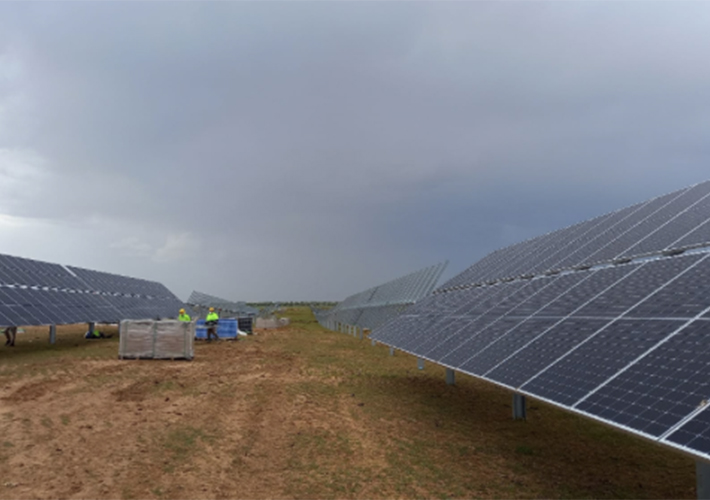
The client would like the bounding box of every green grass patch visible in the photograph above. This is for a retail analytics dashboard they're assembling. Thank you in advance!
[162,426,214,459]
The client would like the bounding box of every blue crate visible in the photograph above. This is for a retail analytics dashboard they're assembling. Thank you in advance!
[195,318,238,339]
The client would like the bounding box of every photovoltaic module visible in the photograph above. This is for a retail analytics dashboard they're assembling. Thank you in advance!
[370,179,710,462]
[0,253,185,326]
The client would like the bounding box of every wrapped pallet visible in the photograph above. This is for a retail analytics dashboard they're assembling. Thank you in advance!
[119,319,195,360]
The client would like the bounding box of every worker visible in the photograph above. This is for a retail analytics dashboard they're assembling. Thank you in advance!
[205,307,220,341]
[85,325,111,339]
[3,326,17,347]
[178,308,191,322]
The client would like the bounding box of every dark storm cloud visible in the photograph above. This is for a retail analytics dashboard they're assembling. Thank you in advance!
[1,2,710,300]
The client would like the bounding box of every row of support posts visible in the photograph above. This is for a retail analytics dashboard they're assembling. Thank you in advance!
[372,330,710,500]
[331,322,368,340]
[47,321,95,345]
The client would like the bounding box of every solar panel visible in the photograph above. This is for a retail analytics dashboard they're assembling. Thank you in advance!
[576,319,710,437]
[187,291,259,317]
[580,182,710,266]
[521,318,683,406]
[441,182,710,291]
[664,404,710,456]
[0,252,185,327]
[314,262,447,331]
[372,179,710,464]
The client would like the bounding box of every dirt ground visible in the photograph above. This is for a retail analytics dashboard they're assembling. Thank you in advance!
[0,312,698,499]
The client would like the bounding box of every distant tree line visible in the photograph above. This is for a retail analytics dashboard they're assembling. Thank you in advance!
[247,301,338,308]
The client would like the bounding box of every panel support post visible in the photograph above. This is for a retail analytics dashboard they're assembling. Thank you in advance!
[446,368,455,385]
[88,322,95,336]
[513,393,527,420]
[418,358,425,370]
[389,346,395,356]
[697,461,710,500]
[358,327,363,340]
[49,325,56,345]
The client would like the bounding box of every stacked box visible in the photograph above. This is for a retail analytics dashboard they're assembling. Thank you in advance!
[238,317,253,334]
[119,319,194,360]
[195,318,238,339]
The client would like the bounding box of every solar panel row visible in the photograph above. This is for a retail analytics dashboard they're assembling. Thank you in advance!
[372,250,710,460]
[439,180,710,290]
[0,252,185,327]
[313,262,447,331]
[187,291,259,317]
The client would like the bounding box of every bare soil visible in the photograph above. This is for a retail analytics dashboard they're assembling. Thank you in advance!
[0,311,697,499]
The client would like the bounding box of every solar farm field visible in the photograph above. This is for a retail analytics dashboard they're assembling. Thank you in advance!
[0,308,696,499]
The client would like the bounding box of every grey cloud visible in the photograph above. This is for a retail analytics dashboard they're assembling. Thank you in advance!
[1,2,710,300]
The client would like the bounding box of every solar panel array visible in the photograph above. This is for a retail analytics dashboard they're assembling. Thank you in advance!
[371,179,710,463]
[0,252,185,326]
[187,290,259,317]
[314,262,447,331]
[439,180,710,291]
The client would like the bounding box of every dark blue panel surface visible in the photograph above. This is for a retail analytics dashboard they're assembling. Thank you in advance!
[423,316,497,361]
[391,314,447,352]
[401,316,464,353]
[460,318,560,377]
[439,318,522,367]
[549,200,656,271]
[577,319,710,437]
[0,252,185,326]
[535,264,639,318]
[505,215,613,278]
[413,317,476,356]
[503,274,588,318]
[664,406,710,455]
[450,281,530,317]
[521,319,683,406]
[438,247,513,290]
[587,182,710,264]
[371,315,420,344]
[486,318,609,388]
[574,254,704,318]
[674,218,710,250]
[478,277,561,318]
[625,254,710,319]
[623,181,710,256]
[578,188,690,266]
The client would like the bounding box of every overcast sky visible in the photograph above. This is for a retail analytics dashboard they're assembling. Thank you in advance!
[1,1,709,302]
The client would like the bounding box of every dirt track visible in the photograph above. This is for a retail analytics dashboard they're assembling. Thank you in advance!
[0,329,328,499]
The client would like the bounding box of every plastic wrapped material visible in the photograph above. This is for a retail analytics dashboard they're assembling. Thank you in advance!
[195,319,238,339]
[119,319,194,360]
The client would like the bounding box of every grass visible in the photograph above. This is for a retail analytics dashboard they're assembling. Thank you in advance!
[271,308,696,499]
[0,309,698,499]
[162,426,214,459]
